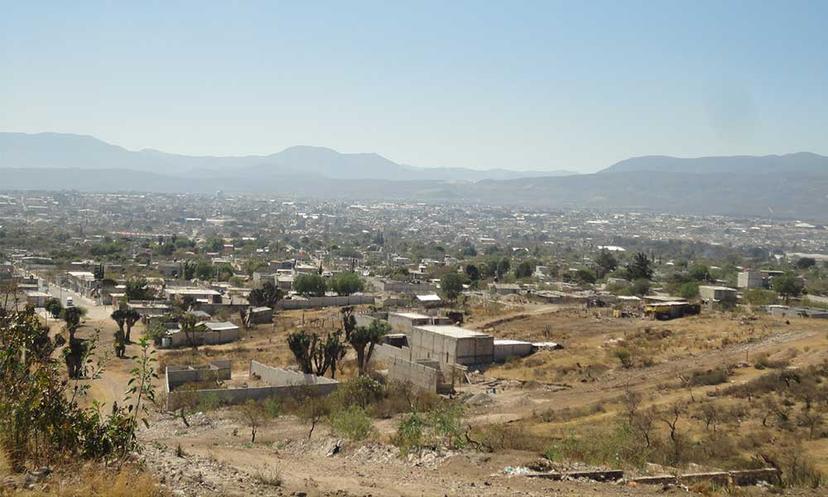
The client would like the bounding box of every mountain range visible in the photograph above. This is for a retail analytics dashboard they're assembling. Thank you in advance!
[1,132,827,220]
[0,132,572,181]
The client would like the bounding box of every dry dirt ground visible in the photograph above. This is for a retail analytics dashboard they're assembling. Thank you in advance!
[65,303,828,497]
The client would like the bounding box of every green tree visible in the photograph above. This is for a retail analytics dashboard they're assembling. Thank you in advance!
[248,281,284,308]
[626,252,654,281]
[329,272,365,296]
[464,264,481,281]
[496,257,511,279]
[111,309,127,337]
[595,249,618,278]
[677,282,699,299]
[461,245,477,257]
[347,320,390,375]
[0,308,157,469]
[514,261,534,279]
[796,257,816,269]
[773,272,804,304]
[125,277,152,301]
[688,264,711,282]
[44,297,63,318]
[194,260,215,280]
[287,330,313,374]
[123,308,141,343]
[61,306,84,340]
[214,263,234,281]
[179,313,206,350]
[205,237,224,252]
[630,278,651,296]
[440,272,466,301]
[294,273,327,297]
[744,288,778,306]
[574,268,597,285]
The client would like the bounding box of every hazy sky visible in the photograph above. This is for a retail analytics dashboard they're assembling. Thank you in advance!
[1,1,827,172]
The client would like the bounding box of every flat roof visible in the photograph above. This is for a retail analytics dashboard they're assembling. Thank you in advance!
[415,325,490,339]
[493,339,532,346]
[415,294,441,301]
[200,321,239,331]
[67,271,95,279]
[390,311,431,320]
[166,287,221,296]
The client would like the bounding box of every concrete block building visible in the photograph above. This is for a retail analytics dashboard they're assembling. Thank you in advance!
[699,285,738,304]
[408,325,494,367]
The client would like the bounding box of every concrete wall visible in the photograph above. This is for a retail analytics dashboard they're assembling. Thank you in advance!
[355,313,379,328]
[247,308,273,324]
[165,360,232,390]
[387,312,452,333]
[372,346,449,393]
[373,342,414,363]
[276,295,375,310]
[166,328,240,348]
[455,336,495,365]
[493,340,534,362]
[407,326,494,366]
[249,360,338,387]
[192,302,248,315]
[381,355,440,392]
[166,360,338,411]
[699,286,737,302]
[737,271,765,289]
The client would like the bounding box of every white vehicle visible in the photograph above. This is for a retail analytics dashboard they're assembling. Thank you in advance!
[66,296,74,307]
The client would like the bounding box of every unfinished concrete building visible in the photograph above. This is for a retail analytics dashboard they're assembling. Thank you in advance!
[408,325,494,366]
[387,311,453,333]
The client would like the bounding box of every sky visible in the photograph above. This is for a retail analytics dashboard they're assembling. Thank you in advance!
[1,1,827,173]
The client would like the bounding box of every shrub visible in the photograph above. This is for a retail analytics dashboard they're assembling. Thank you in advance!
[688,366,732,386]
[471,423,551,453]
[263,397,281,418]
[328,405,375,441]
[753,354,791,370]
[392,402,466,454]
[334,376,384,409]
[393,412,425,454]
[252,465,283,487]
[543,422,648,468]
[197,392,221,411]
[614,347,634,368]
[428,403,466,449]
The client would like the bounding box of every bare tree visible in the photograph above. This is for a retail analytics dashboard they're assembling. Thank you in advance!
[661,402,687,464]
[699,402,720,432]
[239,400,264,443]
[623,389,656,448]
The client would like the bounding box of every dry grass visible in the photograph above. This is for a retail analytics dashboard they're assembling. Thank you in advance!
[4,464,167,497]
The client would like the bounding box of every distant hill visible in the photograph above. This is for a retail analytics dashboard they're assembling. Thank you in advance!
[600,152,828,175]
[2,132,828,220]
[0,132,573,181]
